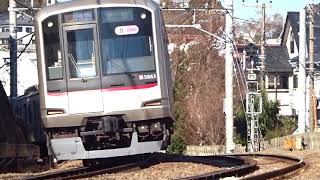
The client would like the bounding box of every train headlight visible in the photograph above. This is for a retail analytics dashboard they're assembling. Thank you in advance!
[47,21,54,28]
[137,124,149,134]
[150,122,162,133]
[143,99,162,107]
[140,13,146,20]
[47,109,64,115]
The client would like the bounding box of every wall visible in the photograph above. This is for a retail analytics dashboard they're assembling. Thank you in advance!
[184,132,320,155]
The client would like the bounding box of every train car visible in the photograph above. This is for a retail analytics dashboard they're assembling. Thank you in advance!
[0,82,40,169]
[34,0,173,164]
[15,86,47,158]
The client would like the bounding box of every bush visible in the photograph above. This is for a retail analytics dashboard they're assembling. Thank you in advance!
[234,111,247,145]
[167,133,186,154]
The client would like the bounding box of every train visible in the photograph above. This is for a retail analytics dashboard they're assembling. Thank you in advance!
[32,0,174,165]
[0,82,40,169]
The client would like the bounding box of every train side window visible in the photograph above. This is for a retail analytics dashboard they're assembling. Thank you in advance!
[23,104,27,124]
[30,101,35,124]
[28,103,32,124]
[42,15,63,80]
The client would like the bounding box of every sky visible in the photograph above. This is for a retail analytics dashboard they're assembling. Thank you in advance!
[225,0,320,20]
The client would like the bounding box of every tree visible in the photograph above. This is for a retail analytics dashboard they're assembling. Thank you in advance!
[234,13,284,43]
[170,42,226,146]
[234,90,298,143]
[0,0,8,12]
[266,13,284,39]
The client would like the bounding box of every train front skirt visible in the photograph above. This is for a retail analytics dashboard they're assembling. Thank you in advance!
[50,131,169,160]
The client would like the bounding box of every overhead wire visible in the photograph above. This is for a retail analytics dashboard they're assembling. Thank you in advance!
[165,1,210,32]
[224,10,251,125]
[14,0,34,12]
[0,34,35,70]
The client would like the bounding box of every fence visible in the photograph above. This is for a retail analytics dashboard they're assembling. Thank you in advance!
[184,132,320,156]
[261,132,320,150]
[185,144,246,155]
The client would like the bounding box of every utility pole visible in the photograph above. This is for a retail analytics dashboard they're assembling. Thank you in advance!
[9,0,17,103]
[309,3,315,132]
[298,8,307,134]
[225,0,235,153]
[241,1,270,90]
[260,3,266,90]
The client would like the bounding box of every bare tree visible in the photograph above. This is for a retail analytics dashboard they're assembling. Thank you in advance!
[234,13,284,43]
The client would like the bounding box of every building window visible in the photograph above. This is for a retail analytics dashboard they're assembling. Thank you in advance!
[290,32,294,53]
[2,27,9,32]
[293,74,298,89]
[278,75,289,89]
[26,27,32,33]
[1,38,9,45]
[17,27,23,32]
[268,75,275,89]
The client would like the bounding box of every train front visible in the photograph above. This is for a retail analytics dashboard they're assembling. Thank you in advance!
[35,0,173,161]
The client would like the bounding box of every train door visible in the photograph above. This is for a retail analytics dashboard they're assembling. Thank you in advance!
[63,24,103,114]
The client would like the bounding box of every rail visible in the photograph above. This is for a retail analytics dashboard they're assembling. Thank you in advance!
[19,153,305,180]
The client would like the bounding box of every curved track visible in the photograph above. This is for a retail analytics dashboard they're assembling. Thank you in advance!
[20,154,256,180]
[237,153,306,180]
[19,153,305,180]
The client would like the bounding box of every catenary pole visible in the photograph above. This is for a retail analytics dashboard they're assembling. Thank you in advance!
[9,0,17,102]
[309,3,315,132]
[225,0,235,153]
[260,3,266,90]
[298,8,307,134]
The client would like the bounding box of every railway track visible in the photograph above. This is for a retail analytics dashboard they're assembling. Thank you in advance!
[20,163,141,180]
[238,153,306,179]
[19,153,305,180]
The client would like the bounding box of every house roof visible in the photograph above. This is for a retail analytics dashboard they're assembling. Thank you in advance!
[280,12,299,47]
[265,45,292,73]
[0,32,9,38]
[237,44,292,73]
[0,13,33,26]
[281,6,320,63]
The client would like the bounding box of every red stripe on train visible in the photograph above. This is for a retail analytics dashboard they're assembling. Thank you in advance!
[101,83,157,92]
[47,83,157,96]
[47,92,68,96]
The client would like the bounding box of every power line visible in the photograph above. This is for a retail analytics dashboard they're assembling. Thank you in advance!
[0,33,35,70]
[13,0,34,12]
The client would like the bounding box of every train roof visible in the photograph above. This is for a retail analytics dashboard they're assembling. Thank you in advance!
[35,0,159,21]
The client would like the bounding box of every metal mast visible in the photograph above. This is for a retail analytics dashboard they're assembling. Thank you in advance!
[225,0,235,153]
[9,0,17,102]
[260,3,266,90]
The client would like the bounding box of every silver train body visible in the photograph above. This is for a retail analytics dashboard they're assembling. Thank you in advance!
[34,0,173,161]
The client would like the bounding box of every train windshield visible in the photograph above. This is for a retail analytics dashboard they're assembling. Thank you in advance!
[42,15,63,80]
[99,7,155,75]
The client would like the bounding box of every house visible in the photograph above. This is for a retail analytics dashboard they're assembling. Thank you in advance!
[0,13,36,50]
[237,5,320,118]
[280,7,320,126]
[0,13,37,96]
[236,43,294,116]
